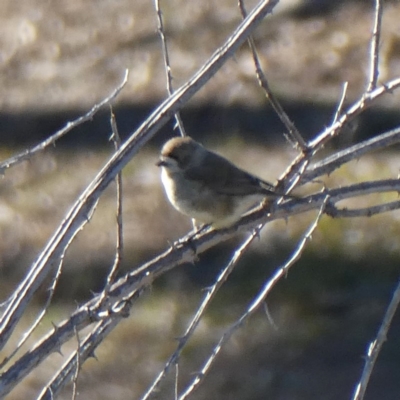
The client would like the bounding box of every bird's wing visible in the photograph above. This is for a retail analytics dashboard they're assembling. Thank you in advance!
[185,151,278,196]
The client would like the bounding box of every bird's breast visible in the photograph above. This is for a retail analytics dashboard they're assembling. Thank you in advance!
[160,168,265,227]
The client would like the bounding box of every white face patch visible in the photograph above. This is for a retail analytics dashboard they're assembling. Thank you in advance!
[160,167,177,203]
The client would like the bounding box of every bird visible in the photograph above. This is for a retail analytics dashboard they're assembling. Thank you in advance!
[157,136,294,229]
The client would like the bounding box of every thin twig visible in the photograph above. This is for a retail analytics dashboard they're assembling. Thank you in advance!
[0,254,65,370]
[326,200,400,219]
[367,0,383,92]
[352,277,400,400]
[0,70,129,174]
[238,0,307,151]
[95,108,124,309]
[155,0,187,137]
[332,81,349,124]
[38,315,122,399]
[281,77,400,189]
[0,0,280,356]
[3,177,400,397]
[0,189,98,368]
[141,231,259,400]
[302,125,400,183]
[174,364,179,400]
[309,78,400,150]
[178,197,329,399]
[71,327,81,400]
[155,0,195,231]
[232,0,313,195]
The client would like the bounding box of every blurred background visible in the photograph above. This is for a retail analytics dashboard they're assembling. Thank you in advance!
[1,0,400,399]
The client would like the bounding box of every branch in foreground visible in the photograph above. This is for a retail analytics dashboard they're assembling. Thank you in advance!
[303,125,400,183]
[280,77,400,194]
[141,230,260,399]
[94,109,124,309]
[0,0,280,356]
[0,244,66,370]
[38,313,123,400]
[308,77,400,150]
[352,277,400,400]
[1,178,400,397]
[0,70,129,174]
[332,81,349,124]
[103,178,400,305]
[178,197,328,399]
[155,0,187,138]
[367,0,383,92]
[326,200,400,218]
[238,0,307,151]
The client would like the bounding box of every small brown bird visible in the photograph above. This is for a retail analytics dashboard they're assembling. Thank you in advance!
[157,137,293,228]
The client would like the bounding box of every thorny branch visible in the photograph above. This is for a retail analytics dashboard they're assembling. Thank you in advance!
[0,70,129,174]
[367,0,383,92]
[352,277,400,400]
[178,197,328,399]
[238,0,307,151]
[155,0,187,137]
[0,0,281,359]
[1,1,400,399]
[1,175,400,396]
[94,108,125,309]
[141,230,261,400]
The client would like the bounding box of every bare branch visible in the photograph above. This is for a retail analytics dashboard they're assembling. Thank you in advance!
[174,364,179,400]
[94,108,124,309]
[367,0,383,92]
[0,70,129,174]
[332,81,349,124]
[2,1,400,398]
[281,77,400,189]
[0,0,280,356]
[326,200,400,219]
[141,230,260,400]
[352,278,400,400]
[308,78,400,150]
[71,327,81,400]
[178,197,328,399]
[0,253,65,370]
[155,0,187,137]
[303,125,400,183]
[238,0,307,151]
[3,176,400,397]
[37,314,124,399]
